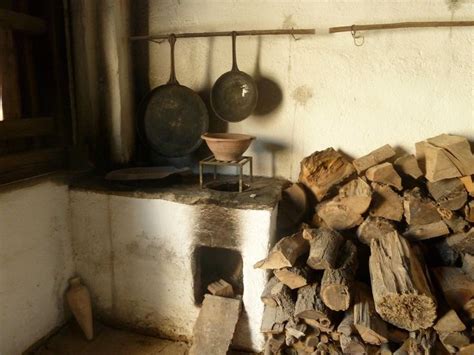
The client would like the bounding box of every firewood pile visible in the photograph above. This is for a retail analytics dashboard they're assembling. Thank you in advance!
[256,134,474,354]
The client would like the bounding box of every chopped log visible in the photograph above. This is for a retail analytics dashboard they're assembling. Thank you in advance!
[299,148,355,201]
[437,207,468,233]
[265,334,285,354]
[189,295,241,355]
[352,144,396,174]
[320,240,358,311]
[393,336,423,355]
[461,253,474,280]
[339,334,367,354]
[305,228,344,270]
[260,305,286,334]
[337,309,355,336]
[274,266,308,290]
[294,283,333,330]
[207,279,234,297]
[460,175,474,196]
[366,162,403,191]
[432,267,474,314]
[337,177,372,214]
[261,276,281,306]
[394,154,423,179]
[459,343,474,355]
[427,134,474,176]
[319,334,329,344]
[353,283,389,345]
[386,325,409,344]
[315,200,364,230]
[464,200,474,223]
[403,220,450,240]
[427,178,467,211]
[403,187,441,225]
[416,141,461,182]
[277,182,309,230]
[285,319,307,347]
[370,183,403,221]
[433,309,466,333]
[303,317,334,333]
[254,232,308,269]
[305,331,320,348]
[439,331,470,351]
[463,298,474,320]
[416,328,437,355]
[357,216,396,246]
[444,228,474,254]
[369,231,437,331]
[377,343,392,355]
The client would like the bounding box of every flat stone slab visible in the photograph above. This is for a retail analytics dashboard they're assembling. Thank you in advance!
[189,294,242,355]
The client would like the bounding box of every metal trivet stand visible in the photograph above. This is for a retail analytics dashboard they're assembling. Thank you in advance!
[199,156,253,192]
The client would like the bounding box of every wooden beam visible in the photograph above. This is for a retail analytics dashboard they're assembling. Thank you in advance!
[0,117,55,139]
[329,20,474,34]
[0,9,47,35]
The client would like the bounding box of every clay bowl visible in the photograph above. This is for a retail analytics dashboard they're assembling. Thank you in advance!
[201,133,255,161]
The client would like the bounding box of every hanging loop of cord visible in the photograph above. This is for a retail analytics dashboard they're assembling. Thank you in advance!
[351,25,365,47]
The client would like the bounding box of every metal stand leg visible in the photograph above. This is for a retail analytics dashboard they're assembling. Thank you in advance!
[250,157,253,182]
[199,162,204,189]
[239,165,243,192]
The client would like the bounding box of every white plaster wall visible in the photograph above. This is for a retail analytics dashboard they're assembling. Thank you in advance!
[145,0,473,179]
[70,189,277,351]
[0,181,74,355]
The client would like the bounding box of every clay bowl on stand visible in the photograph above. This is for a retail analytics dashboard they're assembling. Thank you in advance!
[201,133,255,161]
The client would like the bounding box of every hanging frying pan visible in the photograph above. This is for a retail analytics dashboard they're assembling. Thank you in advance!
[140,35,208,157]
[210,32,258,122]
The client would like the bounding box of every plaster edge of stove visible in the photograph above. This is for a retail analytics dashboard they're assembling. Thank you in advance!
[70,182,282,351]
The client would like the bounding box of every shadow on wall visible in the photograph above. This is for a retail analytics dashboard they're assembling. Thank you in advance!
[253,139,288,178]
[253,36,283,118]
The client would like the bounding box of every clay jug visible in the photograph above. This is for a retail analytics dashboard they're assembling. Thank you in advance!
[66,276,93,340]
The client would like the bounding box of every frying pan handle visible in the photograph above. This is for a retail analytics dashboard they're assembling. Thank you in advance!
[231,31,239,71]
[168,34,179,85]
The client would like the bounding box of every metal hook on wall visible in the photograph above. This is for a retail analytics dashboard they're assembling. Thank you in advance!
[351,25,365,47]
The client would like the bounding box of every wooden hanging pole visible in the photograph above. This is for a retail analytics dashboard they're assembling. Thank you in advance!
[130,28,315,41]
[329,20,474,34]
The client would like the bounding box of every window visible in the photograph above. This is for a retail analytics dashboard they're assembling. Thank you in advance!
[0,1,70,183]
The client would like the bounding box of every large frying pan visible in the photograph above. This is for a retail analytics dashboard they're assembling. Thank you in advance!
[140,35,208,157]
[210,32,258,122]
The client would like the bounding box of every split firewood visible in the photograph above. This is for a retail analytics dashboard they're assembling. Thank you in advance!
[432,267,474,314]
[463,298,474,320]
[305,228,344,270]
[356,216,396,246]
[438,331,470,352]
[376,343,392,355]
[277,183,309,230]
[352,144,396,174]
[265,334,285,354]
[403,220,450,241]
[427,178,467,211]
[393,336,423,355]
[261,277,286,307]
[403,187,441,225]
[461,253,474,279]
[353,283,389,345]
[285,319,307,346]
[274,266,309,290]
[394,154,423,179]
[433,309,466,333]
[437,207,468,233]
[460,175,474,196]
[366,162,403,191]
[427,134,474,176]
[320,240,358,311]
[207,279,234,298]
[459,343,474,355]
[305,330,320,348]
[416,328,437,355]
[315,200,364,230]
[260,305,286,334]
[337,177,372,214]
[416,141,461,182]
[369,231,437,331]
[444,228,474,254]
[337,309,355,337]
[369,183,403,221]
[464,200,474,223]
[339,334,367,354]
[293,339,314,354]
[294,283,333,330]
[386,325,409,344]
[254,232,308,269]
[303,317,334,334]
[299,148,355,201]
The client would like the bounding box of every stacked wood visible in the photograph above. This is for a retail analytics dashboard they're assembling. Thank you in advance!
[259,134,474,354]
[207,279,234,297]
[299,148,355,201]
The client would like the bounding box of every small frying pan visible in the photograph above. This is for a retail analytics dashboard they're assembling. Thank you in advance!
[210,32,258,122]
[140,35,209,157]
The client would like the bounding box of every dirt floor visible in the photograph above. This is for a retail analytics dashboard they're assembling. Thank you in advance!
[30,321,257,355]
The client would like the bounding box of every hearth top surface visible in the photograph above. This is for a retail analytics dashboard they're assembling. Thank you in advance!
[70,175,287,210]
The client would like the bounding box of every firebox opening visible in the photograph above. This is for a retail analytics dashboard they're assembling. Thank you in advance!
[193,246,244,305]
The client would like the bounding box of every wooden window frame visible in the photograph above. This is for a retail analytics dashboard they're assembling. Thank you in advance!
[0,2,71,184]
